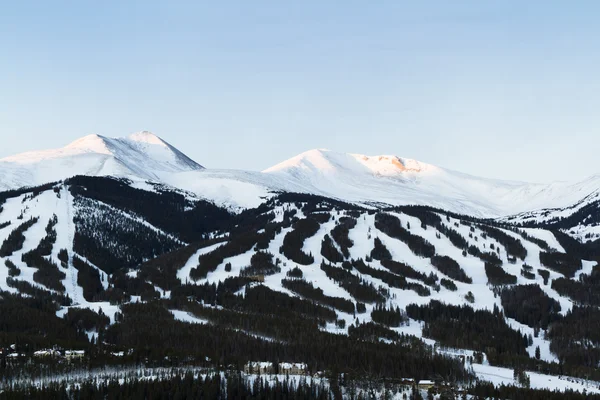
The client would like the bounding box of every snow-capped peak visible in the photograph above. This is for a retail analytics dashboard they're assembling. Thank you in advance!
[0,131,204,190]
[127,131,169,147]
[64,134,113,154]
[263,148,439,178]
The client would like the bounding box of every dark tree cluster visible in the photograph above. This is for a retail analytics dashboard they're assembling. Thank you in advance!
[62,307,110,333]
[406,300,529,366]
[538,268,550,285]
[137,239,224,291]
[370,303,407,327]
[349,259,430,296]
[539,251,582,278]
[0,217,39,257]
[514,229,551,251]
[320,262,387,303]
[440,278,457,291]
[191,231,262,280]
[226,285,338,325]
[348,321,402,342]
[380,259,438,287]
[281,278,355,314]
[286,266,303,278]
[485,262,517,285]
[551,262,600,306]
[320,234,344,263]
[72,256,104,302]
[477,224,527,259]
[468,245,503,265]
[21,250,66,293]
[240,251,281,277]
[430,255,472,284]
[548,306,600,369]
[0,372,335,400]
[500,284,561,329]
[74,197,180,274]
[36,214,58,256]
[0,290,87,352]
[5,278,72,308]
[68,175,233,243]
[374,213,435,258]
[279,217,320,265]
[330,216,357,258]
[370,237,392,261]
[5,259,20,277]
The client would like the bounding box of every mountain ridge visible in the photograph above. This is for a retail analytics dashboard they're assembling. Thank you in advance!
[1,133,600,222]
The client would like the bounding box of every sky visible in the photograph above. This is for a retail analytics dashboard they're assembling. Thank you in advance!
[1,1,599,183]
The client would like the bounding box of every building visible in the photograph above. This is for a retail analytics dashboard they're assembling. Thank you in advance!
[33,349,60,358]
[244,361,274,374]
[417,380,435,390]
[278,362,307,375]
[65,350,85,361]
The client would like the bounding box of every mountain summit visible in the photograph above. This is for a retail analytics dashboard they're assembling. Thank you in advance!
[0,131,203,189]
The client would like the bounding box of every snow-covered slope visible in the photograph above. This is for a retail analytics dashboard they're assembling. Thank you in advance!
[262,149,600,218]
[2,135,600,221]
[0,131,203,190]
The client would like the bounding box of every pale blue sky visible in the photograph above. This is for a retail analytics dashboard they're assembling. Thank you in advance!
[1,1,599,182]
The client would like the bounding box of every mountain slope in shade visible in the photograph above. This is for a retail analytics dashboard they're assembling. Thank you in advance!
[0,131,203,190]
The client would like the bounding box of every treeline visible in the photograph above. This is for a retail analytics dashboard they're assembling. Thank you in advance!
[539,251,582,278]
[406,300,529,366]
[374,213,435,258]
[0,290,87,352]
[380,259,438,287]
[552,263,600,306]
[191,231,261,280]
[370,304,407,327]
[240,251,281,277]
[499,284,561,330]
[320,234,344,263]
[0,217,38,257]
[330,216,357,258]
[279,217,320,265]
[485,262,517,285]
[103,299,470,383]
[370,237,392,261]
[349,259,430,297]
[548,306,600,369]
[320,262,387,303]
[73,197,180,274]
[281,278,355,314]
[0,372,332,400]
[73,255,104,302]
[68,175,232,243]
[477,224,527,259]
[430,255,472,284]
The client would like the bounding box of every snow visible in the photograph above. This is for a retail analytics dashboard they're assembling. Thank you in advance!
[473,363,600,393]
[0,131,203,191]
[169,310,209,324]
[2,137,600,220]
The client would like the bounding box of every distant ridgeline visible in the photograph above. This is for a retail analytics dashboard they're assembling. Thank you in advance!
[1,176,600,398]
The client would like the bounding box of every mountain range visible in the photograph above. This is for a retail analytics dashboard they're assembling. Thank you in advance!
[3,131,600,396]
[1,131,599,241]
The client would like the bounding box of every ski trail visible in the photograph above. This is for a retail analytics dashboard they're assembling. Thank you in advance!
[64,187,79,305]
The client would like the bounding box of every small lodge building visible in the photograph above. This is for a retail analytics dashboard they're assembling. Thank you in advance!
[278,362,307,375]
[244,361,274,375]
[417,380,435,390]
[65,350,85,361]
